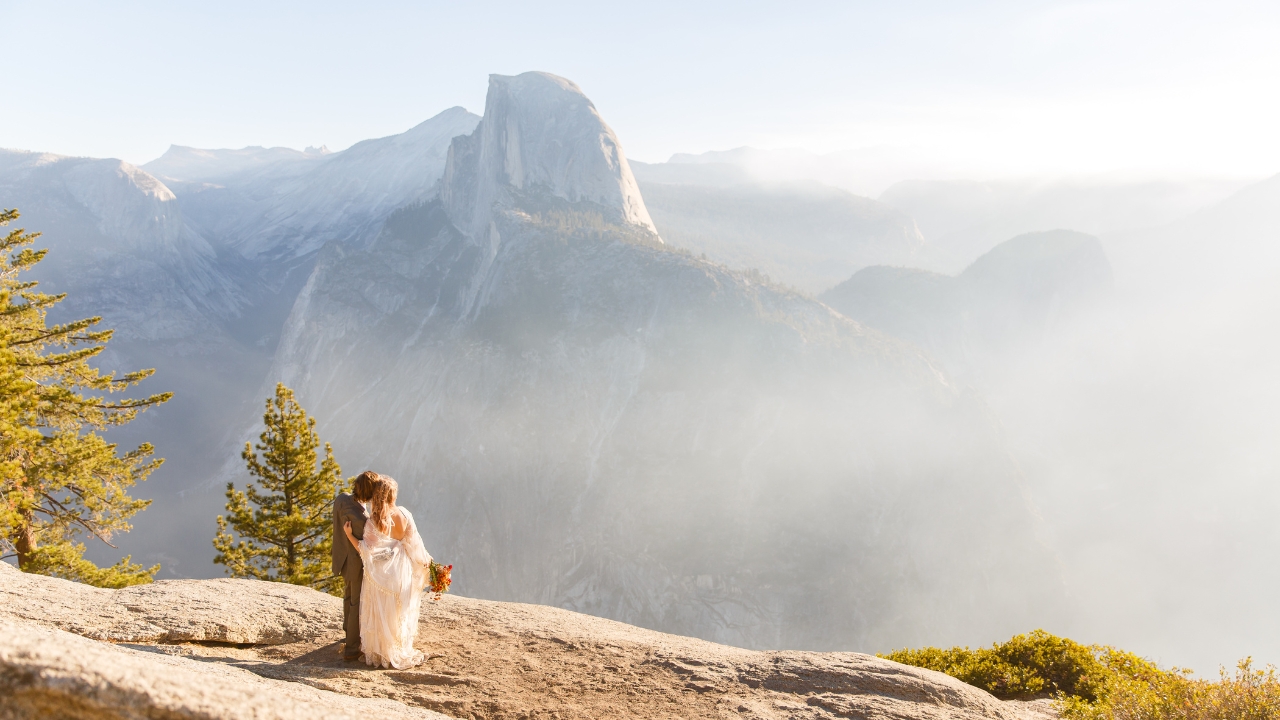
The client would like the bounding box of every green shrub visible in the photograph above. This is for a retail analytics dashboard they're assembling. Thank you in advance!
[883,631,1280,719]
[1060,658,1280,720]
[881,629,1113,700]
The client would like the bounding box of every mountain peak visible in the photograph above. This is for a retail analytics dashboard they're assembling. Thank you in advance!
[440,71,656,238]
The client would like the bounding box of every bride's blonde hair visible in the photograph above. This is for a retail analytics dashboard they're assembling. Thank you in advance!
[369,474,399,533]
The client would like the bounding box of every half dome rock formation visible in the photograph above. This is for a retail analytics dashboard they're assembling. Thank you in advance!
[0,563,1052,720]
[267,72,1062,653]
[441,72,656,239]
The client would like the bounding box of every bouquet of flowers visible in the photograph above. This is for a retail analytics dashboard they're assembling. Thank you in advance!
[427,560,452,601]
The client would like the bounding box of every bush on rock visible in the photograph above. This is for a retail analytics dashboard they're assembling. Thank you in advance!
[883,630,1280,719]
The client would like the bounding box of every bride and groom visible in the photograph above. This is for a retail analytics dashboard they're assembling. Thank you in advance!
[332,471,434,668]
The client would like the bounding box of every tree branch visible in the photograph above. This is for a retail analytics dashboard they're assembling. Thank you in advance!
[39,492,118,548]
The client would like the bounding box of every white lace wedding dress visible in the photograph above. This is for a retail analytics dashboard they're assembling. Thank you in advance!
[354,507,433,669]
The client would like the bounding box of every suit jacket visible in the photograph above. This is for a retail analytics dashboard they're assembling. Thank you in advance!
[332,492,368,576]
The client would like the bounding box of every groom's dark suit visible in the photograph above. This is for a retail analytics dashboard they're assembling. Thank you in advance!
[332,492,368,659]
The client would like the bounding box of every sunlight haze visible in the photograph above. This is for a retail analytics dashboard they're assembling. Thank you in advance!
[5,1,1279,191]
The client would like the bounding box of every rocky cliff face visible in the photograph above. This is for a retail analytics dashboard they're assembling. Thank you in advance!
[268,73,1060,652]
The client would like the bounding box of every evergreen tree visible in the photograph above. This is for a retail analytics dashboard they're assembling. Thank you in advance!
[213,383,344,594]
[0,209,170,587]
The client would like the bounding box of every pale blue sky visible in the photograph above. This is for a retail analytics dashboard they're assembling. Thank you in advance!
[5,0,1279,183]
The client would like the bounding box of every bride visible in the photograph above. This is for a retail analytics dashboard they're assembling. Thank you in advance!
[342,474,433,669]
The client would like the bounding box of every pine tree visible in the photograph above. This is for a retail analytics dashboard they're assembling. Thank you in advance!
[0,209,170,587]
[213,383,344,594]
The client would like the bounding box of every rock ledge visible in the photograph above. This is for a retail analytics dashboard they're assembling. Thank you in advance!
[0,563,1055,720]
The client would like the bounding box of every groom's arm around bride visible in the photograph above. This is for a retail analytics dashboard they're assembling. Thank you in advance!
[333,471,377,662]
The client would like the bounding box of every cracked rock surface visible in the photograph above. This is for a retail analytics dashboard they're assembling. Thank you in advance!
[0,564,1057,720]
[0,618,446,720]
[0,561,340,644]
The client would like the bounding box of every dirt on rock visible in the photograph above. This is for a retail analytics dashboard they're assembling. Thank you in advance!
[0,563,1056,720]
[158,595,1038,720]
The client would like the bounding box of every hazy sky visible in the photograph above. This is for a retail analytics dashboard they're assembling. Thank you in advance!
[5,0,1279,180]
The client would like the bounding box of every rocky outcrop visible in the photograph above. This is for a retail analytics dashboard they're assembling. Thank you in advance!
[0,566,1054,720]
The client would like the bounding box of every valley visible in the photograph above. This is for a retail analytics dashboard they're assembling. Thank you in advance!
[3,69,1279,671]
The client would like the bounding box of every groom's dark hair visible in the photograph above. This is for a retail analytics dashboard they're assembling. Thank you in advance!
[352,471,379,502]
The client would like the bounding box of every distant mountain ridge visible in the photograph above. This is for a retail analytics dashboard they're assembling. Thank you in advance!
[878,177,1248,273]
[633,177,925,292]
[146,106,481,262]
[143,144,328,185]
[821,229,1114,381]
[0,149,238,342]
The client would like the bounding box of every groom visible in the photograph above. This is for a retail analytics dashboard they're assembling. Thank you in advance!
[333,471,378,662]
